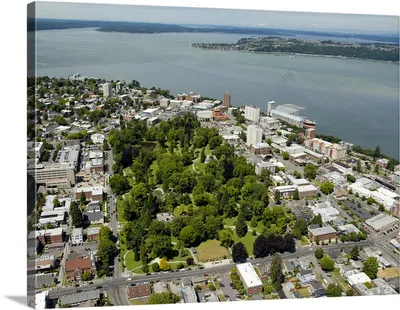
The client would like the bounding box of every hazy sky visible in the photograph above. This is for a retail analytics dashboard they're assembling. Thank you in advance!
[35,2,399,34]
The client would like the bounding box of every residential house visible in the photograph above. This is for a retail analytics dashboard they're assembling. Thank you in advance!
[87,227,100,242]
[71,228,83,245]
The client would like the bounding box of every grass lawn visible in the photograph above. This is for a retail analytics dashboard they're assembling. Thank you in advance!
[223,217,237,227]
[312,179,322,187]
[218,295,226,302]
[297,287,311,298]
[130,298,148,305]
[117,197,127,223]
[232,231,257,255]
[364,282,373,289]
[196,240,231,262]
[300,236,311,246]
[331,268,350,290]
[377,268,400,279]
[247,221,264,234]
[124,251,143,271]
[193,158,207,173]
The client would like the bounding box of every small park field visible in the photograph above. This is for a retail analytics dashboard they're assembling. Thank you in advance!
[196,240,231,262]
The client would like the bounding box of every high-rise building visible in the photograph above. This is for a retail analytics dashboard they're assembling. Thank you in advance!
[102,83,113,97]
[267,101,277,116]
[116,82,122,93]
[244,105,260,123]
[246,125,263,147]
[223,92,231,108]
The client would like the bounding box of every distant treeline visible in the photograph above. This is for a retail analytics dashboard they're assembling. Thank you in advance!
[27,18,399,44]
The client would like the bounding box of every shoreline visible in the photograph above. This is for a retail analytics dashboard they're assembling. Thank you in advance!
[190,46,399,64]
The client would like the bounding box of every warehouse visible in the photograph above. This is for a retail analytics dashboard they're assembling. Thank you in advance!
[365,213,398,232]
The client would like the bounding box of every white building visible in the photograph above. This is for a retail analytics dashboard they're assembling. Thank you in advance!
[222,134,241,146]
[28,163,76,188]
[116,82,122,92]
[91,133,105,144]
[310,201,340,223]
[260,116,280,129]
[255,162,276,175]
[270,109,304,128]
[246,125,263,147]
[71,228,83,245]
[27,141,44,159]
[102,83,113,98]
[365,213,398,232]
[267,101,277,116]
[197,110,213,122]
[346,272,372,286]
[244,105,260,123]
[236,263,263,295]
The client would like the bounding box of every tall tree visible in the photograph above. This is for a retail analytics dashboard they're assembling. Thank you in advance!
[373,146,381,160]
[235,212,248,238]
[293,188,300,200]
[70,201,83,228]
[270,254,284,291]
[326,284,343,297]
[304,163,317,180]
[314,248,324,259]
[232,242,249,263]
[320,254,335,271]
[350,246,359,260]
[218,230,233,248]
[362,257,379,279]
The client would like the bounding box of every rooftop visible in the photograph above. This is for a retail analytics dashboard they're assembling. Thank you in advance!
[308,226,336,236]
[236,263,262,288]
[365,213,398,231]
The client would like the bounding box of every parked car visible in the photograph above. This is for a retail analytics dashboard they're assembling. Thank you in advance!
[96,286,103,289]
[74,284,80,287]
[76,289,82,293]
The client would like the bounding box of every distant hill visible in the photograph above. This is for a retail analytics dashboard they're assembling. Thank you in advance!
[27,18,399,44]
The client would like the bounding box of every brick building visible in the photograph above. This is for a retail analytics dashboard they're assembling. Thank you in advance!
[127,284,152,299]
[308,226,337,242]
[28,228,64,246]
[236,263,263,296]
[65,253,97,281]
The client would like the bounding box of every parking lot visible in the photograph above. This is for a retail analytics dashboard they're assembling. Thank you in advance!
[218,275,237,301]
[28,273,57,289]
[69,241,99,254]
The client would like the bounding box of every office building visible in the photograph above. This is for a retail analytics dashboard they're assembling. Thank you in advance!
[246,125,263,147]
[260,116,280,129]
[116,82,122,92]
[251,143,271,155]
[28,163,76,188]
[236,263,263,296]
[27,141,44,159]
[102,82,112,97]
[245,105,261,123]
[270,109,304,128]
[223,92,231,108]
[308,226,337,242]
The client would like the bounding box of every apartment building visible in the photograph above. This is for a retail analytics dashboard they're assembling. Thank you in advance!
[246,125,263,147]
[237,263,263,296]
[244,105,260,123]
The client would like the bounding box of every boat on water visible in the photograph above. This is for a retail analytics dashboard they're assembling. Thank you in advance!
[303,119,316,129]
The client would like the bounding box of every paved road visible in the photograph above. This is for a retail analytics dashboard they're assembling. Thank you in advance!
[48,238,392,300]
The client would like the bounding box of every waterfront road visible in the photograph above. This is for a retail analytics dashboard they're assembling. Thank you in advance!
[47,234,398,301]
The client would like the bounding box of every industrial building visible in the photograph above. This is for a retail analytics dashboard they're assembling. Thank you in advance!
[236,263,263,296]
[365,213,398,232]
[270,109,304,128]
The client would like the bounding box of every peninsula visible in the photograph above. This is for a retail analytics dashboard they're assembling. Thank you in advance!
[191,37,400,62]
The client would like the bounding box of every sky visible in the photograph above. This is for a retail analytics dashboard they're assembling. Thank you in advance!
[35,2,399,34]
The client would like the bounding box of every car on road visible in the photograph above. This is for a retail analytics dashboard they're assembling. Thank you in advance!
[74,284,80,287]
[229,283,236,288]
[76,289,82,293]
[96,286,103,289]
[88,281,93,284]
[146,273,152,276]
[219,283,225,287]
[199,267,204,269]
[126,278,132,281]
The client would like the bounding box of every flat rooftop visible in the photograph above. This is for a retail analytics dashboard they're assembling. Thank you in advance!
[309,226,336,236]
[236,263,262,288]
[366,213,398,231]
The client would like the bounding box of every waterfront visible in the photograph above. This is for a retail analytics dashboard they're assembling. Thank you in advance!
[33,28,399,158]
